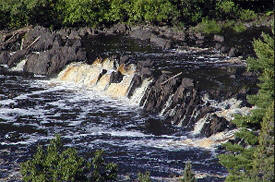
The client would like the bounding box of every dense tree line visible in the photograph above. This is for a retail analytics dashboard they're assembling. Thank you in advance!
[0,0,272,29]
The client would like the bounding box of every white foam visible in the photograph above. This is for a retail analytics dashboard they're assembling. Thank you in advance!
[10,59,27,72]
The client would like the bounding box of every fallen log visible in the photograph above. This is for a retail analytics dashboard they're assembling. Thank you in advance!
[160,72,182,86]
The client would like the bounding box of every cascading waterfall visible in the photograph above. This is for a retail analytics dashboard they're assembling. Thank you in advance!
[54,58,151,105]
[8,55,253,147]
[51,57,252,148]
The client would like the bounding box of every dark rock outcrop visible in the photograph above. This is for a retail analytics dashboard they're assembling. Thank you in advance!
[0,51,10,64]
[0,26,87,75]
[24,44,86,75]
[127,74,142,98]
[200,114,235,137]
[140,75,208,131]
[110,71,124,83]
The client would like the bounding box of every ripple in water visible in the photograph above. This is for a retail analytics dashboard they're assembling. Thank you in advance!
[0,70,227,182]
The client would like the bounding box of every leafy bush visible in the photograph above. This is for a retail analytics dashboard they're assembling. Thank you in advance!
[239,9,257,22]
[0,0,28,28]
[20,135,118,182]
[127,0,177,24]
[215,0,239,19]
[60,0,110,27]
[0,0,62,29]
[232,23,247,33]
[195,19,222,34]
[105,0,130,23]
[137,171,152,182]
[91,150,118,182]
[174,0,215,25]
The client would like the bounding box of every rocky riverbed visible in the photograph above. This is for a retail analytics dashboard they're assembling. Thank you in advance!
[0,24,260,181]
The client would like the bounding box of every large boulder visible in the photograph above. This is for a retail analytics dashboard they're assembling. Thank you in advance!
[24,44,86,75]
[23,26,58,52]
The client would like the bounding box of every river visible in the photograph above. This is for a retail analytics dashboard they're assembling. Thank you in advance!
[0,35,250,181]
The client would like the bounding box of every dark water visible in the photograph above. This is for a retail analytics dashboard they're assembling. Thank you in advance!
[0,35,245,181]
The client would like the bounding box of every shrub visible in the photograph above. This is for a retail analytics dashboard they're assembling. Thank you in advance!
[182,161,196,182]
[105,0,130,23]
[127,0,177,24]
[137,171,152,182]
[173,0,213,25]
[215,0,239,20]
[20,135,118,182]
[233,23,247,33]
[0,0,28,28]
[239,9,257,22]
[195,19,222,34]
[60,0,110,27]
[91,150,118,182]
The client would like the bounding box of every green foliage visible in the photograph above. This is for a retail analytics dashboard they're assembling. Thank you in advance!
[20,135,86,182]
[252,103,274,181]
[126,0,177,24]
[219,30,274,181]
[0,0,62,29]
[0,0,269,29]
[0,0,29,28]
[239,9,257,22]
[232,23,247,33]
[195,19,222,34]
[174,0,215,25]
[20,135,118,182]
[91,150,118,182]
[182,162,196,182]
[105,0,130,23]
[137,171,152,182]
[60,0,110,27]
[215,0,239,19]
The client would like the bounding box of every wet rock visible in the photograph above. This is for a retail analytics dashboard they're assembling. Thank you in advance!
[201,114,233,137]
[52,35,64,49]
[195,40,204,45]
[127,74,142,98]
[109,23,128,34]
[129,27,152,41]
[110,71,124,83]
[23,26,55,51]
[8,50,28,67]
[144,117,173,135]
[221,46,229,53]
[140,67,153,79]
[0,51,10,64]
[78,27,93,37]
[150,34,172,49]
[215,43,222,50]
[24,44,86,75]
[213,35,225,42]
[195,32,205,40]
[119,55,130,65]
[56,28,71,39]
[228,47,239,57]
[68,29,81,39]
[137,58,154,70]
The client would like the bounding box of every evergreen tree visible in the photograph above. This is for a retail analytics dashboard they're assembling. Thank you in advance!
[219,27,274,182]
